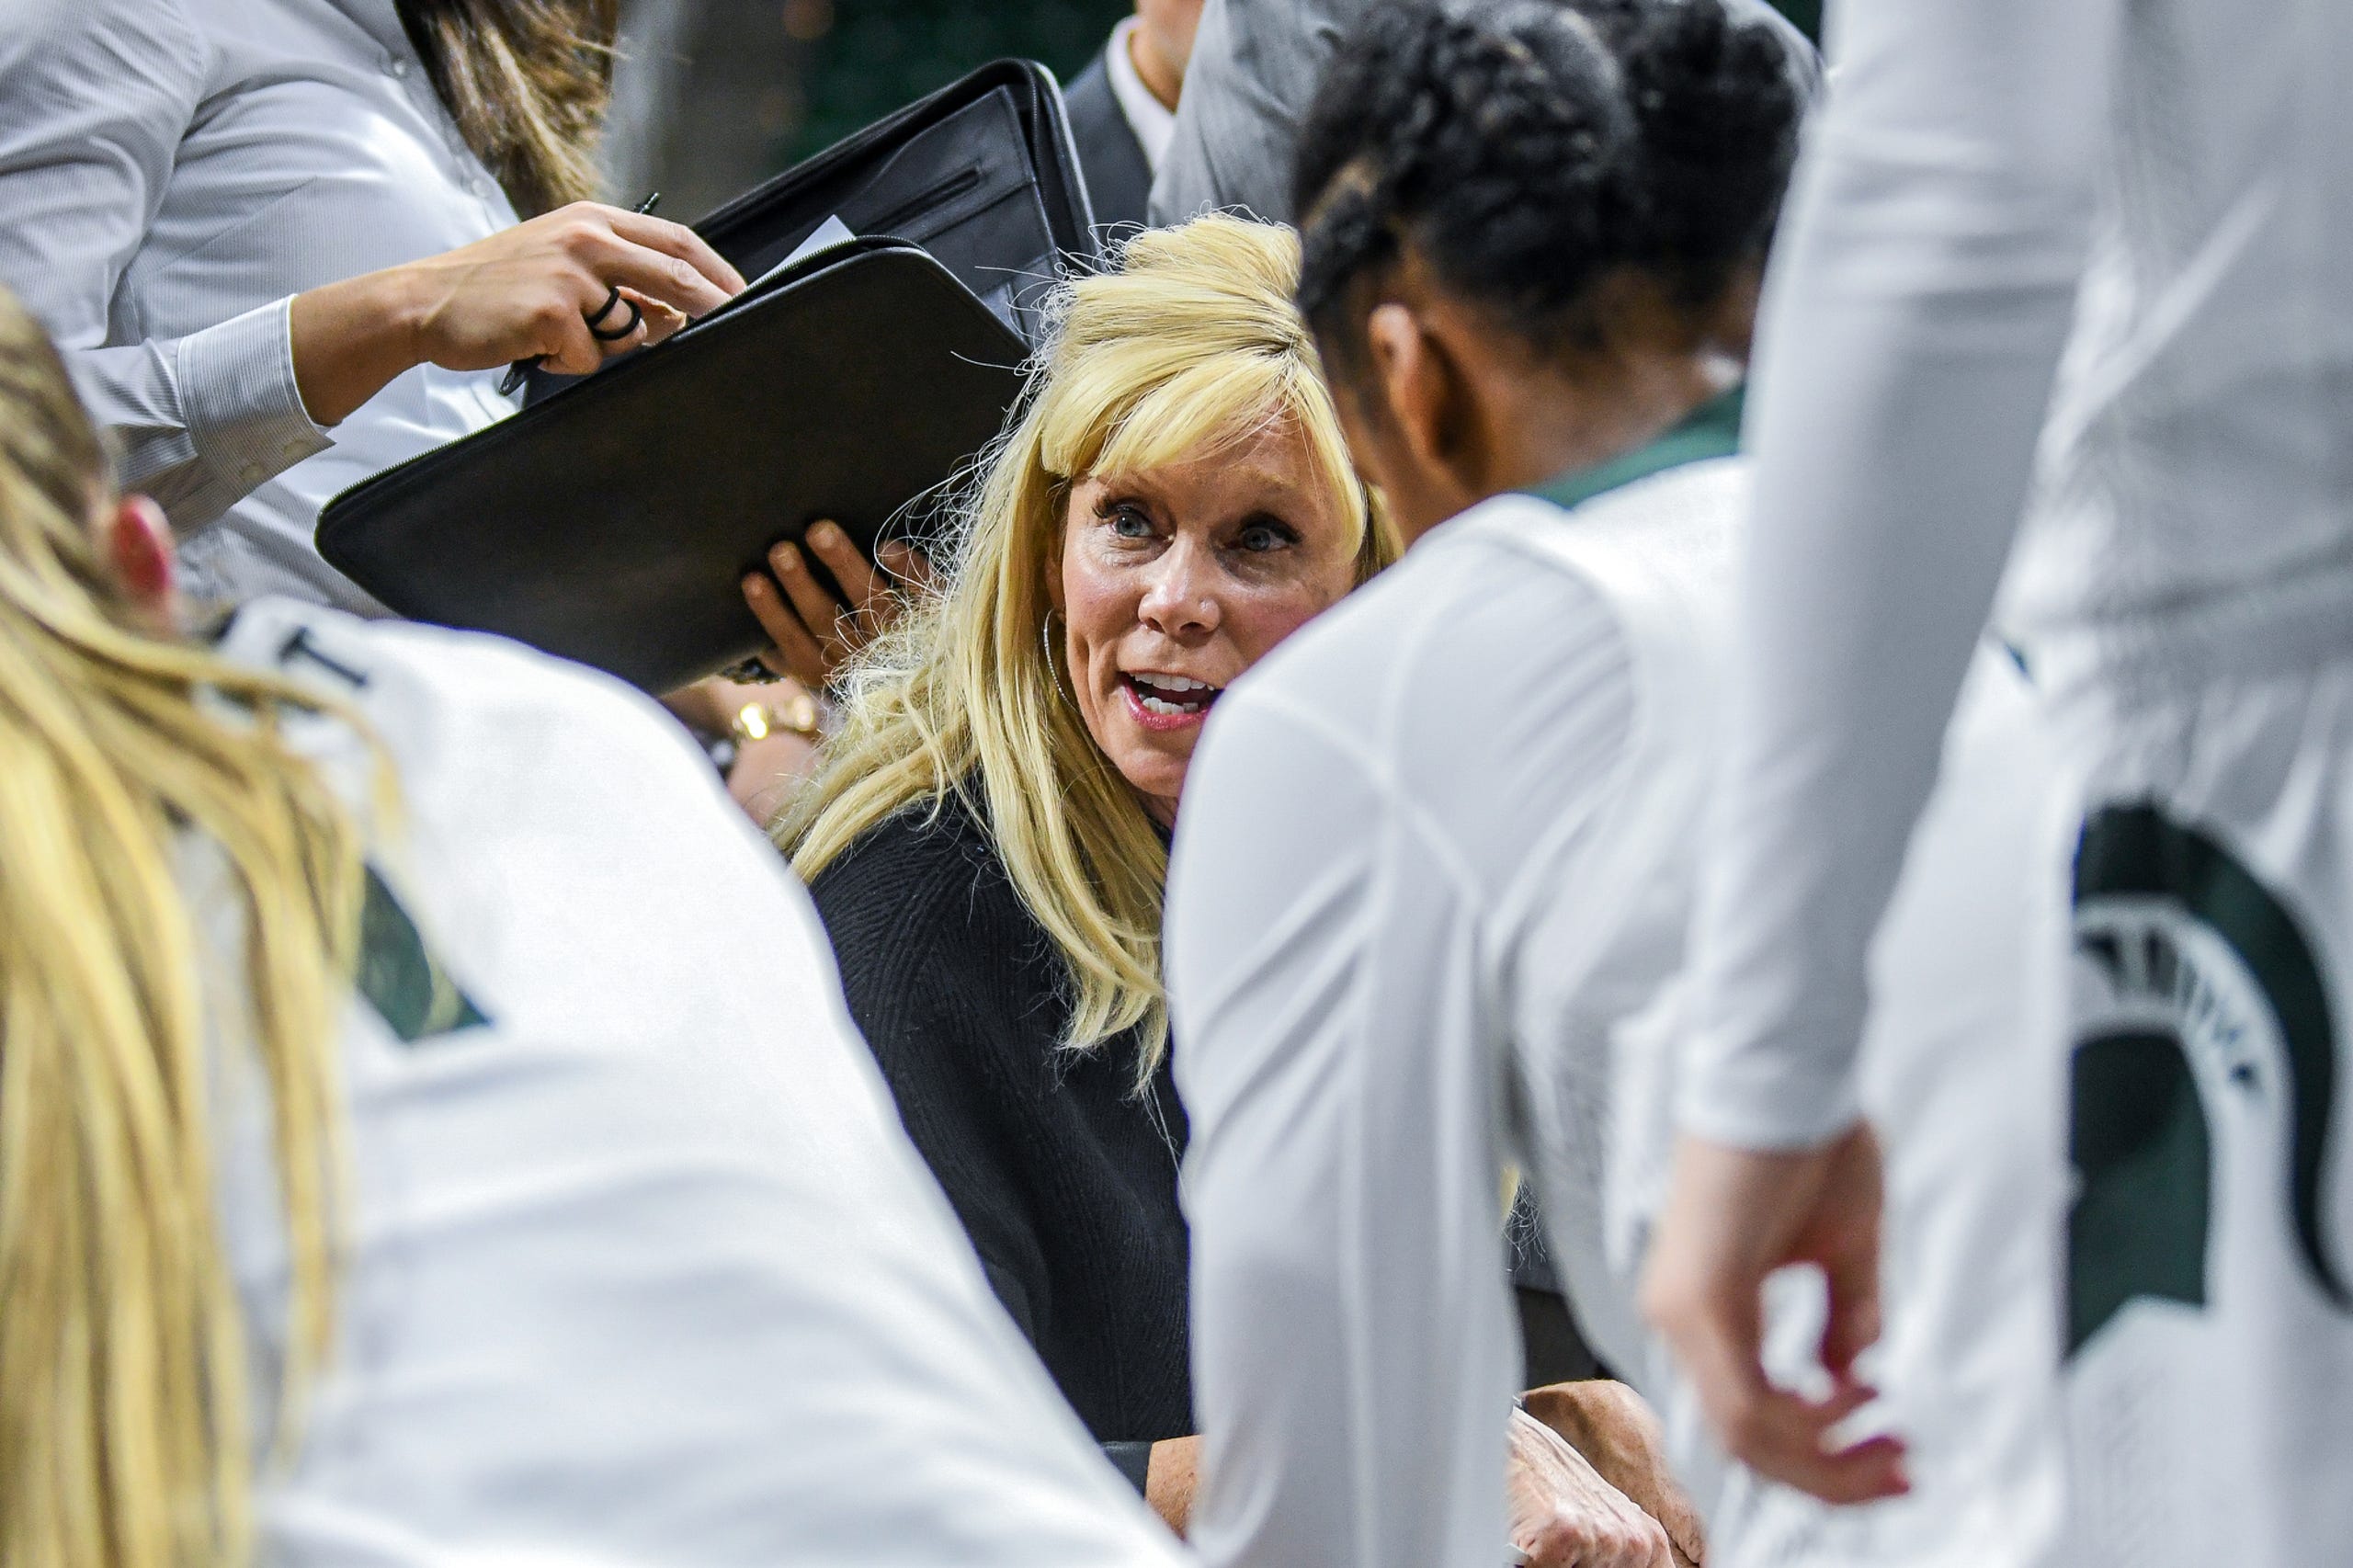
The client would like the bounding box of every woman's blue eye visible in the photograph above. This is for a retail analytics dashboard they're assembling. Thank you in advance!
[1110,506,1154,539]
[1237,521,1293,551]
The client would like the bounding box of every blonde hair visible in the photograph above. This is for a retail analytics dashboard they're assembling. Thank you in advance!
[779,215,1395,1081]
[0,290,368,1566]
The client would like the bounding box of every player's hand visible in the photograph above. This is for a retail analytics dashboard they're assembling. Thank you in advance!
[1506,1405,1673,1567]
[1520,1381,1704,1567]
[1639,1124,1909,1506]
[741,522,933,692]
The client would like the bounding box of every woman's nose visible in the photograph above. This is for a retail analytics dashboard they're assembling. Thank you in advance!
[1135,541,1221,638]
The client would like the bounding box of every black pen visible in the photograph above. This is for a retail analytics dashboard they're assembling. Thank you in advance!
[497,190,662,398]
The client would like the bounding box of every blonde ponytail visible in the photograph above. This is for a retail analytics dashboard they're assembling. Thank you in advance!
[0,289,369,1566]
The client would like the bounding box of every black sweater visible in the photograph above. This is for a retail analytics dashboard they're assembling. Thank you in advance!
[810,802,1194,1449]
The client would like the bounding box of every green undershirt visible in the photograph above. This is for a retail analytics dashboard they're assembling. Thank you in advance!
[1524,384,1746,513]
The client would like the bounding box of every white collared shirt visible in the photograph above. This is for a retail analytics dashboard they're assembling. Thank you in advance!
[1104,16,1177,175]
[0,0,523,612]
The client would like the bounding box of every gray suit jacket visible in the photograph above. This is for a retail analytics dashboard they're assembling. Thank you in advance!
[1149,0,1822,228]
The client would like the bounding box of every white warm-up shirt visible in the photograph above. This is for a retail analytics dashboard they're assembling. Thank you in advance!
[200,600,1184,1567]
[0,0,520,612]
[1168,436,1745,1568]
[1683,0,2353,1146]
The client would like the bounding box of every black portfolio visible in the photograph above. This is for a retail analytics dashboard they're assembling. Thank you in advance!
[316,60,1097,694]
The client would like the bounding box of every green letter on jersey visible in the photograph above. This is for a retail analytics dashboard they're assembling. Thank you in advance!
[2066,1028,2211,1352]
[2068,802,2347,1358]
[358,867,489,1042]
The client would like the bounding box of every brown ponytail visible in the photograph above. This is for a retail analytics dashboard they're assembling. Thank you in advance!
[395,0,621,216]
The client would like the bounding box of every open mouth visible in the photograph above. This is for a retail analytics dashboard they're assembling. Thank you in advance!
[1120,671,1223,722]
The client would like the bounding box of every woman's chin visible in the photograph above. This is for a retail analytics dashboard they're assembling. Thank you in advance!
[1104,738,1199,811]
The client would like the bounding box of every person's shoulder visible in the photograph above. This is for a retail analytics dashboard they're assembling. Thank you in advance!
[227,599,682,741]
[1445,460,1749,643]
[2,0,205,79]
[814,797,1005,907]
[1212,491,1657,840]
[215,608,874,1085]
[5,0,187,40]
[811,797,1073,1092]
[1520,457,1750,666]
[219,600,733,837]
[809,797,1038,976]
[1227,490,1619,734]
[1562,453,1751,547]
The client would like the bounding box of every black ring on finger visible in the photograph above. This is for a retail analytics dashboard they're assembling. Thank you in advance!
[589,297,643,344]
[583,285,625,330]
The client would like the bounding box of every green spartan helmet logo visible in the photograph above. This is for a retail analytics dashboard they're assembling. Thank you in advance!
[2067,803,2351,1356]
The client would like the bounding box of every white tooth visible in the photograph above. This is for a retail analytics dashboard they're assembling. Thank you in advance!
[1140,693,1184,715]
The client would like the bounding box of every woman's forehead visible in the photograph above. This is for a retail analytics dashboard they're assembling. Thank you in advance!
[1088,416,1326,497]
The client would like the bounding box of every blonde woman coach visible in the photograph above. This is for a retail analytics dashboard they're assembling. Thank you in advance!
[774,222,1384,1521]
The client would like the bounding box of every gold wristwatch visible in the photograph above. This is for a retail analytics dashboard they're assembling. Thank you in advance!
[729,686,824,746]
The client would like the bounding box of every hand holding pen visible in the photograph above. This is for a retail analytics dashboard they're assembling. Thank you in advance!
[291,194,741,426]
[496,191,673,396]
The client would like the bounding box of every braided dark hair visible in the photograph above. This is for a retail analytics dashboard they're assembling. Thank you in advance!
[1294,0,1804,358]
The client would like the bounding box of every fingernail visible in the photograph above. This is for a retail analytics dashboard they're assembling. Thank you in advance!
[811,522,841,548]
[776,543,802,572]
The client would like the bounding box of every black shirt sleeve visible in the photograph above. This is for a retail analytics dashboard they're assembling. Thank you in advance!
[1099,1439,1155,1496]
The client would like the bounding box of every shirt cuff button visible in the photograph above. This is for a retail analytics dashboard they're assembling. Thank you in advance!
[240,461,266,484]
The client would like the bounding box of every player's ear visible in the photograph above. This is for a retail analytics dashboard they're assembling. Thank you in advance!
[104,493,178,624]
[1364,299,1486,494]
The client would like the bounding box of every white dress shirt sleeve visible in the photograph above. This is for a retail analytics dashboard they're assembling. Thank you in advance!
[0,0,330,533]
[1681,0,2123,1147]
[1170,686,1525,1568]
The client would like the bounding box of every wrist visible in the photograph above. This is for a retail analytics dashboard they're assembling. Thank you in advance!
[371,260,435,374]
[1142,1435,1199,1537]
[290,267,428,428]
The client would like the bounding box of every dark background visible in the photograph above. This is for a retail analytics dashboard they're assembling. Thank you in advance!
[603,0,1824,222]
